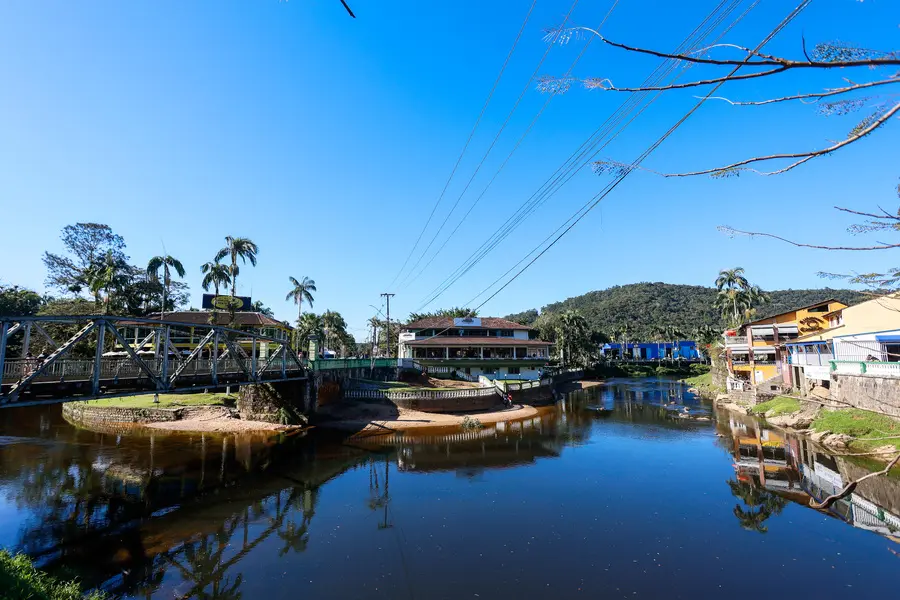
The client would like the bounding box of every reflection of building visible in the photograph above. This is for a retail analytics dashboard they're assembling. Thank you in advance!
[398,316,551,379]
[724,299,847,384]
[721,411,900,542]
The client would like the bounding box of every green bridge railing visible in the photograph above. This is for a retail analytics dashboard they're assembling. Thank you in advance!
[307,358,398,371]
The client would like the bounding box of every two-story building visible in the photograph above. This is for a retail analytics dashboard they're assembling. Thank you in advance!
[725,299,848,384]
[398,316,551,380]
[785,294,900,393]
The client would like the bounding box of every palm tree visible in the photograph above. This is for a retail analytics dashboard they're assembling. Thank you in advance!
[285,276,317,321]
[557,311,590,368]
[147,255,186,318]
[295,313,324,356]
[715,267,750,324]
[88,250,120,314]
[322,310,348,356]
[214,237,258,299]
[201,261,232,298]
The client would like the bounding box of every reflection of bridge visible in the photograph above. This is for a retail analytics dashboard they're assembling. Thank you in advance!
[0,315,309,407]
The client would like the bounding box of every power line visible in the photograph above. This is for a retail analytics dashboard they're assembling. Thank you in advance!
[387,0,540,290]
[464,0,812,315]
[416,0,742,308]
[396,0,587,290]
[417,0,751,311]
[399,0,622,292]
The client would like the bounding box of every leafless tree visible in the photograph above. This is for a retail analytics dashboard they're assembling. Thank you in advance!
[542,7,898,291]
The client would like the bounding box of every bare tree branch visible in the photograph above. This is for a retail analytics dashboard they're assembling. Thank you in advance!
[597,101,899,177]
[698,76,899,106]
[551,27,900,69]
[809,453,900,510]
[718,225,900,251]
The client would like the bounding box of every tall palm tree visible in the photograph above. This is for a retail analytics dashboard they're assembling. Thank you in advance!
[322,310,348,355]
[201,261,232,298]
[285,276,316,321]
[147,255,186,318]
[295,313,324,356]
[716,267,750,324]
[214,237,258,299]
[88,250,120,314]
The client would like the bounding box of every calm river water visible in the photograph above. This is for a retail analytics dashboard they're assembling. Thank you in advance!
[1,378,899,598]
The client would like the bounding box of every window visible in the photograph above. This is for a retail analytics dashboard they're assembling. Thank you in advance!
[884,344,900,363]
[509,367,520,375]
[808,305,829,313]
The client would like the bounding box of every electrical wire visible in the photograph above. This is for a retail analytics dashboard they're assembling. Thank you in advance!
[387,0,540,290]
[416,0,747,311]
[398,0,622,292]
[396,0,584,290]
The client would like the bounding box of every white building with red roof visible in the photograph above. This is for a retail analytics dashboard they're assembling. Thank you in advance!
[398,316,551,380]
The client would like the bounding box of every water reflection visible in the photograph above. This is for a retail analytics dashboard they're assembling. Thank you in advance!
[717,411,900,541]
[0,380,898,598]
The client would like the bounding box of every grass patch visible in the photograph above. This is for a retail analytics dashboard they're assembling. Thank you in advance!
[681,372,712,387]
[750,396,801,417]
[0,550,105,600]
[812,409,900,452]
[81,392,235,409]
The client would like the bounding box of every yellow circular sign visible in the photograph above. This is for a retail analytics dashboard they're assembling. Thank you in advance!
[211,296,244,310]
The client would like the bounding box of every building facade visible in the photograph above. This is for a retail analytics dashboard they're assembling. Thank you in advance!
[398,316,551,380]
[725,299,848,384]
[599,341,701,361]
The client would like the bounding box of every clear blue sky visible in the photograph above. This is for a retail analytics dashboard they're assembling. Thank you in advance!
[1,0,897,338]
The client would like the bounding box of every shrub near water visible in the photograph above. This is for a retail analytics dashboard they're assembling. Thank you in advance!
[0,550,105,600]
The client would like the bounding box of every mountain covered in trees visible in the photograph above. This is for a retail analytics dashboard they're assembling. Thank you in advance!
[504,282,867,340]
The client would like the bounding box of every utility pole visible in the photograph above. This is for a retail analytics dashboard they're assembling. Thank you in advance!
[380,293,395,358]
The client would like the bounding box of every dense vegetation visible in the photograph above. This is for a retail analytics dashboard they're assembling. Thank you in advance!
[506,282,866,340]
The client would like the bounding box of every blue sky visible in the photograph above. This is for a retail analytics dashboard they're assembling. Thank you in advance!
[1,0,897,338]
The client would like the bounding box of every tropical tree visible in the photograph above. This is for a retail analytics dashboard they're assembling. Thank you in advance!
[251,300,275,318]
[87,250,122,313]
[201,261,232,298]
[214,236,258,299]
[649,324,667,362]
[295,313,324,355]
[556,310,592,368]
[147,255,186,317]
[322,310,349,355]
[715,267,750,323]
[664,325,684,360]
[285,276,317,321]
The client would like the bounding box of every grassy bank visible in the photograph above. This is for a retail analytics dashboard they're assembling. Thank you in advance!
[0,550,104,600]
[750,396,801,417]
[80,392,235,409]
[812,409,900,452]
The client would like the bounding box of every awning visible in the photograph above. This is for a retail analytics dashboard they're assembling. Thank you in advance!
[876,335,900,343]
[727,344,749,351]
[787,341,831,347]
[750,326,774,336]
[753,348,776,354]
[776,324,799,333]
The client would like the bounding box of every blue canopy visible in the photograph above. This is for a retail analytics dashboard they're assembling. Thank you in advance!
[875,335,900,343]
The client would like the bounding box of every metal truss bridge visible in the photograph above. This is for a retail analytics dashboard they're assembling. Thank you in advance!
[0,315,309,407]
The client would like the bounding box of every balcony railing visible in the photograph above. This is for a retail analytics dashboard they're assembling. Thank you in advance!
[830,360,900,378]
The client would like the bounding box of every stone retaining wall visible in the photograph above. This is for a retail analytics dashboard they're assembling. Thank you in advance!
[831,373,900,418]
[63,402,180,426]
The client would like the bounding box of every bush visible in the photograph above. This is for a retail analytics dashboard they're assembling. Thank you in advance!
[461,416,484,431]
[689,363,710,375]
[750,396,800,417]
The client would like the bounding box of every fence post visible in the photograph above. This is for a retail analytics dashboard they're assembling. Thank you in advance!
[251,339,258,381]
[91,322,106,396]
[0,322,8,385]
[160,325,170,389]
[860,361,867,374]
[212,329,219,386]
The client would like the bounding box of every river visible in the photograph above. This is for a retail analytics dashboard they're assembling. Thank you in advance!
[0,378,898,598]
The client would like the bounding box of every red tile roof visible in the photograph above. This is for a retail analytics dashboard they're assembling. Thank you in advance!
[403,316,532,330]
[406,337,549,346]
[121,311,289,328]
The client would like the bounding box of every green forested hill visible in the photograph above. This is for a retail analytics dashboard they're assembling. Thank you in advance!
[505,282,867,339]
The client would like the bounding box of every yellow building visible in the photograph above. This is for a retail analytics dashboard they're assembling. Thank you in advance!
[726,299,848,384]
[786,294,900,388]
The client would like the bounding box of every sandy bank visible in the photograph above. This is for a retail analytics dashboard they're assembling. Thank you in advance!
[317,401,540,433]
